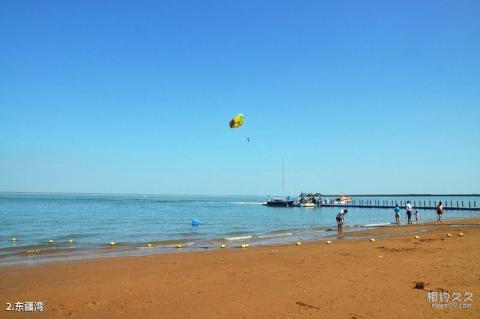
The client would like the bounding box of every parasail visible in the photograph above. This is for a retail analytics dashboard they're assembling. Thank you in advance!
[229,113,245,128]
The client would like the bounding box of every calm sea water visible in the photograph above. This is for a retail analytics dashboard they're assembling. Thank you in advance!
[1,193,479,265]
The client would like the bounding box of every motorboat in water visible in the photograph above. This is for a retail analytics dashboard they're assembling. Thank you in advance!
[264,198,295,207]
[292,193,321,207]
[335,195,352,205]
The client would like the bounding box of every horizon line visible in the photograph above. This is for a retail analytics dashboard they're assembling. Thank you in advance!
[0,191,479,197]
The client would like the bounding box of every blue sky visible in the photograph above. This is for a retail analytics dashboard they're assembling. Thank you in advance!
[1,0,479,195]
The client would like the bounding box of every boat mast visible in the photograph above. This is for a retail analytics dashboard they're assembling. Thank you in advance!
[282,158,285,197]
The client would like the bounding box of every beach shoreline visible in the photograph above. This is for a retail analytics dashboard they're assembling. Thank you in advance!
[2,216,478,268]
[1,218,479,318]
[3,193,479,269]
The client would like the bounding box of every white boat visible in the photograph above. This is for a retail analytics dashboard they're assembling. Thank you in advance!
[335,196,352,205]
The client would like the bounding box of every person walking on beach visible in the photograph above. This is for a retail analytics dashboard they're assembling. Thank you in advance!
[414,210,419,223]
[406,201,413,225]
[336,209,348,234]
[436,201,444,223]
[394,204,401,225]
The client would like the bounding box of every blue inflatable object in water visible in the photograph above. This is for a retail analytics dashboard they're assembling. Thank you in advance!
[192,218,200,226]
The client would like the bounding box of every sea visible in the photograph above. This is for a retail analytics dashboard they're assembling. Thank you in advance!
[1,193,479,266]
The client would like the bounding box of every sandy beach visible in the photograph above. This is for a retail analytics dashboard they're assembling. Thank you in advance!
[1,219,479,319]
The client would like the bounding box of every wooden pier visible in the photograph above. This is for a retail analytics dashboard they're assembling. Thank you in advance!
[321,199,480,211]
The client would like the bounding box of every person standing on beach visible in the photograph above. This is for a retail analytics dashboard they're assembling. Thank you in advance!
[406,201,413,225]
[414,210,419,223]
[394,204,401,225]
[436,202,444,223]
[336,209,348,233]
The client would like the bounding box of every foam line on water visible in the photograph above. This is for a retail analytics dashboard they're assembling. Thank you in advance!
[363,223,393,227]
[257,232,293,239]
[225,235,253,241]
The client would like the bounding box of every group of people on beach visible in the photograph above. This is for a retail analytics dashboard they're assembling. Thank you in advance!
[394,201,445,225]
[394,201,419,225]
[335,201,445,233]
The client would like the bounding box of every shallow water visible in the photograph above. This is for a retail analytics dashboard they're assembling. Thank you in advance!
[1,193,479,265]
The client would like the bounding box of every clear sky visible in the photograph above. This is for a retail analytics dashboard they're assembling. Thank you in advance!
[1,0,479,195]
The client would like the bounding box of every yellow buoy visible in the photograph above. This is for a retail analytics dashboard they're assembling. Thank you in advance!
[458,232,464,237]
[147,243,152,248]
[176,244,182,248]
[109,241,116,246]
[68,239,74,243]
[326,240,332,245]
[11,237,16,242]
[296,241,302,246]
[220,244,226,248]
[414,236,420,239]
[447,233,452,237]
[48,239,54,244]
[370,238,376,242]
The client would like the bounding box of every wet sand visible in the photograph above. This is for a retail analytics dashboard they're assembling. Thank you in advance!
[1,218,479,318]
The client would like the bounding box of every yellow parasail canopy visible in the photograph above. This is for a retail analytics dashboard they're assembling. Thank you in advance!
[229,113,245,128]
